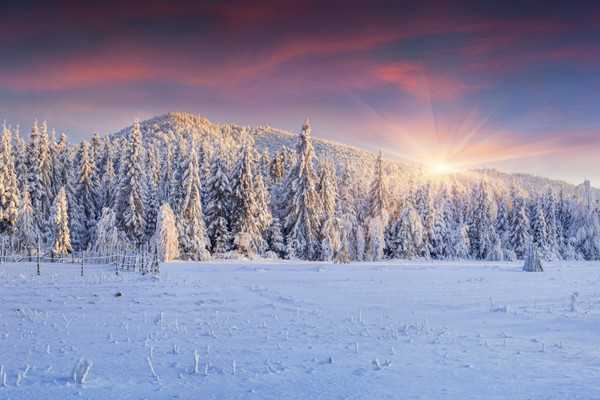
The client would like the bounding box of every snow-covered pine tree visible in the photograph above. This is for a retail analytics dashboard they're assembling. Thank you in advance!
[15,183,36,256]
[169,138,189,214]
[282,119,323,260]
[55,133,71,190]
[259,148,271,181]
[159,139,174,203]
[116,120,146,246]
[90,133,103,175]
[98,142,116,209]
[337,163,359,260]
[0,125,20,234]
[414,183,433,258]
[230,145,272,256]
[366,151,388,261]
[151,203,179,261]
[542,189,559,259]
[71,142,98,251]
[530,199,549,258]
[205,155,233,255]
[495,199,510,249]
[451,222,471,259]
[523,240,543,272]
[468,181,496,259]
[51,186,72,257]
[510,194,531,259]
[27,121,51,238]
[270,150,285,184]
[389,203,423,259]
[38,122,53,204]
[430,202,450,259]
[13,128,28,193]
[557,189,575,258]
[266,217,286,257]
[317,159,339,261]
[178,146,210,260]
[93,208,124,256]
[575,206,600,260]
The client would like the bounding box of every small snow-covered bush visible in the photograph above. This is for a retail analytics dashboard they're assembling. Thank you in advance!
[72,358,92,384]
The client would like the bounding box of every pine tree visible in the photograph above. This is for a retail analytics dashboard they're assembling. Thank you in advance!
[414,183,433,258]
[523,240,543,272]
[468,181,496,259]
[366,151,388,261]
[283,119,322,260]
[531,198,549,258]
[496,199,510,248]
[116,121,146,246]
[510,195,531,259]
[144,174,159,241]
[93,208,124,256]
[99,143,116,209]
[451,222,471,259]
[270,151,285,184]
[28,121,51,237]
[51,187,72,257]
[317,159,339,261]
[38,121,53,203]
[266,217,286,257]
[542,189,559,259]
[430,205,450,259]
[230,145,272,255]
[15,183,36,256]
[389,204,423,259]
[71,142,98,250]
[178,146,210,260]
[557,189,575,258]
[205,156,233,254]
[0,125,20,234]
[151,203,180,261]
[13,128,28,193]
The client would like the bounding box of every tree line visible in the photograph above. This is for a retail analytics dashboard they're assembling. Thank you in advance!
[0,117,598,262]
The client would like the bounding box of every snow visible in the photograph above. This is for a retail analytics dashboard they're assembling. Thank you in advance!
[1,260,600,399]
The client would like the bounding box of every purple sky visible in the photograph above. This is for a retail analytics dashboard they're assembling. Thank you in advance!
[2,1,600,183]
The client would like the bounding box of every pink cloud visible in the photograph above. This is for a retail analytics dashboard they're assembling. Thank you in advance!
[373,62,477,101]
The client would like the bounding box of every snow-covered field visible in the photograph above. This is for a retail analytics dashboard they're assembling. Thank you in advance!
[1,260,600,400]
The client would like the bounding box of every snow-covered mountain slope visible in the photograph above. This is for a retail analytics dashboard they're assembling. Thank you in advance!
[113,112,384,171]
[113,112,597,201]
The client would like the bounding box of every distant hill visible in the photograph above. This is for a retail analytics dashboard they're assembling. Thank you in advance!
[113,112,597,204]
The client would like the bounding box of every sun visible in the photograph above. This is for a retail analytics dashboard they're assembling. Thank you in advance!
[428,162,461,176]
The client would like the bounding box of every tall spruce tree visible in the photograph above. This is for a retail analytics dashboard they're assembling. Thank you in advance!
[468,181,496,259]
[178,146,210,260]
[205,155,233,254]
[510,194,531,259]
[317,159,339,261]
[71,142,98,250]
[116,121,146,246]
[0,126,20,234]
[51,186,72,257]
[283,119,322,260]
[366,151,388,261]
[230,145,272,255]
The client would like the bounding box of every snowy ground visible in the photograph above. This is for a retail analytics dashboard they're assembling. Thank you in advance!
[1,260,600,400]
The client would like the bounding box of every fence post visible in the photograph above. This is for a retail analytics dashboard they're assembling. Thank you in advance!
[36,234,41,276]
[81,250,85,277]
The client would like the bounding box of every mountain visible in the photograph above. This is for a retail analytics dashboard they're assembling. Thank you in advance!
[113,112,597,203]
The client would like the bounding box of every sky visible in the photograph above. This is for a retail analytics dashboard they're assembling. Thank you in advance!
[1,1,600,184]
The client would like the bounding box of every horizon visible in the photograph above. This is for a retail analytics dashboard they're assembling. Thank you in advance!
[2,1,600,184]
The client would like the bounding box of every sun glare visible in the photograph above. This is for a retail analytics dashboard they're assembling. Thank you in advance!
[428,162,460,176]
